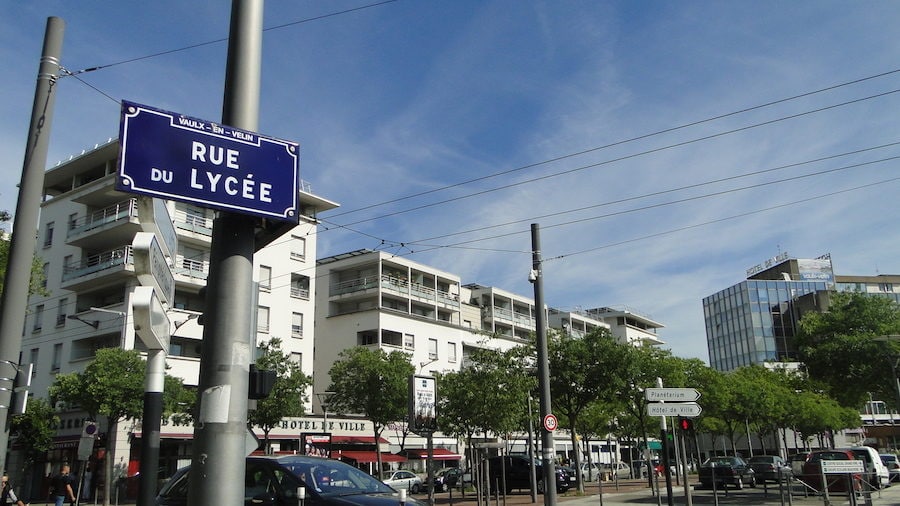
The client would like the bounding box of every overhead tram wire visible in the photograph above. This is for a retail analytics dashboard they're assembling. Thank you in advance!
[59,0,401,76]
[253,136,900,266]
[399,166,900,257]
[327,88,900,229]
[326,68,900,220]
[542,176,900,264]
[399,141,900,246]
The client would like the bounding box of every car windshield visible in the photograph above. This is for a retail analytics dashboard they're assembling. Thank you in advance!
[705,457,738,466]
[277,456,395,497]
[747,456,773,464]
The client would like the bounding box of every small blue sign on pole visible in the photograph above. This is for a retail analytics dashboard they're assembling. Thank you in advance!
[117,100,299,222]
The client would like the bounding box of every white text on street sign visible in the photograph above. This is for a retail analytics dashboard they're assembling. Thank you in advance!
[647,402,702,417]
[645,388,701,402]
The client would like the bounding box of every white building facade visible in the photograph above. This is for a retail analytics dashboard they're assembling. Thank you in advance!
[13,140,337,496]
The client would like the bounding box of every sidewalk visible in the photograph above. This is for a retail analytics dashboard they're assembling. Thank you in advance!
[425,478,900,506]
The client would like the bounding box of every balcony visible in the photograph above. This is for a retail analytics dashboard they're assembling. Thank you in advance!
[174,256,209,283]
[331,276,379,297]
[173,209,213,244]
[67,199,140,249]
[291,287,310,299]
[61,246,133,291]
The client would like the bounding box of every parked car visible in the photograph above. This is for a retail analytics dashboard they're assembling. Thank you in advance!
[880,454,900,483]
[837,447,890,489]
[787,452,809,477]
[157,455,426,506]
[381,470,423,493]
[746,455,792,483]
[483,455,571,494]
[601,462,632,480]
[799,449,861,493]
[426,467,462,492]
[697,456,756,490]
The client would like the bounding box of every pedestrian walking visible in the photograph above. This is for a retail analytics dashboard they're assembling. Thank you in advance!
[51,464,76,506]
[0,473,26,506]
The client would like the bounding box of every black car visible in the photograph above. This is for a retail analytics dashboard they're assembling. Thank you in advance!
[427,467,462,492]
[156,456,427,506]
[483,455,570,494]
[697,456,757,490]
[745,455,791,483]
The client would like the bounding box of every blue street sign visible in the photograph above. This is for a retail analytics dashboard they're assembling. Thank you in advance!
[117,100,299,222]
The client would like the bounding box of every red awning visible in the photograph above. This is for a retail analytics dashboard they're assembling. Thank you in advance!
[338,451,407,463]
[330,435,389,445]
[402,448,462,460]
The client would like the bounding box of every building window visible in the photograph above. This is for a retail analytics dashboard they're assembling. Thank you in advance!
[291,274,310,299]
[259,265,272,292]
[33,305,44,332]
[448,342,457,362]
[29,348,38,377]
[404,334,415,349]
[292,312,303,338]
[880,283,894,293]
[43,222,54,248]
[257,306,270,333]
[291,236,306,260]
[428,338,438,360]
[51,343,62,372]
[290,352,302,367]
[56,298,68,327]
[41,263,49,289]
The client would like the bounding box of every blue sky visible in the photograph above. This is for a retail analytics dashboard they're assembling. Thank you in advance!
[3,1,900,362]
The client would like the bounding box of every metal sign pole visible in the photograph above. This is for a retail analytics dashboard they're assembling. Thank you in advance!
[187,1,261,504]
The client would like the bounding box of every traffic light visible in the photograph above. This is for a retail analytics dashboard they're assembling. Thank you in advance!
[678,416,694,433]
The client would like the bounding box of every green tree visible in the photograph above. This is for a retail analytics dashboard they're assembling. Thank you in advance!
[547,328,630,492]
[249,337,312,453]
[0,210,49,297]
[327,347,414,478]
[796,291,900,408]
[9,397,58,495]
[438,346,533,479]
[49,348,191,506]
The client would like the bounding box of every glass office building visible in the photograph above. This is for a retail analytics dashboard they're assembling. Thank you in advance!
[703,279,828,371]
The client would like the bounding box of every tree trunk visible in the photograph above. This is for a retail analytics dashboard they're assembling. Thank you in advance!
[374,424,384,480]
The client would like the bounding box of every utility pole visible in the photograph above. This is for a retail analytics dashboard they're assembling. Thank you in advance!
[187,2,262,504]
[0,16,64,474]
[530,224,557,506]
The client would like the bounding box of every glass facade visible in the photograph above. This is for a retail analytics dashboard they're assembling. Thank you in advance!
[703,280,827,372]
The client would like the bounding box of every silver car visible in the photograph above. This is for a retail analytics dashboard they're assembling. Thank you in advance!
[382,470,423,493]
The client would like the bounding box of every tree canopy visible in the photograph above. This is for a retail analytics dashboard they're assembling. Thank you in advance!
[796,291,900,409]
[249,337,312,452]
[327,347,414,477]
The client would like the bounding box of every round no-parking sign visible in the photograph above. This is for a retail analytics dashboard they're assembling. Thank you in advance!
[543,414,558,431]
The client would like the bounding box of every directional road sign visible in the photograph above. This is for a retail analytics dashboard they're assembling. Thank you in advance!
[645,388,701,402]
[132,232,175,306]
[647,402,702,417]
[117,100,300,222]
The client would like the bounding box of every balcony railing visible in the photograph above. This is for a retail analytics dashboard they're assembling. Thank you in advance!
[67,199,137,238]
[62,246,132,282]
[174,257,209,281]
[291,287,310,299]
[331,276,379,296]
[173,210,212,236]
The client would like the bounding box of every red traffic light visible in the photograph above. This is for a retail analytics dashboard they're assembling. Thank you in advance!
[678,417,694,432]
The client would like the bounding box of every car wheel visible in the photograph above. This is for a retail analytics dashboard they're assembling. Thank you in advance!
[411,484,421,494]
[748,474,756,488]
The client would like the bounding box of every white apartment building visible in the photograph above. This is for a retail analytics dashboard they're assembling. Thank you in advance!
[15,140,337,489]
[312,251,528,397]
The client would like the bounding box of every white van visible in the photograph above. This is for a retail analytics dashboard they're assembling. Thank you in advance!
[838,446,890,489]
